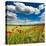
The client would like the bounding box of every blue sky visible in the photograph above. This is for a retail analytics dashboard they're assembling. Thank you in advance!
[6,1,45,25]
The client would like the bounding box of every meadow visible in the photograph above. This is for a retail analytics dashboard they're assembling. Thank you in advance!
[6,24,45,44]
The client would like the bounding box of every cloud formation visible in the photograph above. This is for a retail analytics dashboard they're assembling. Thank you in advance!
[39,12,45,22]
[6,2,45,25]
[7,3,45,15]
[7,2,40,15]
[7,11,32,25]
[7,11,17,21]
[38,4,45,10]
[7,11,27,25]
[15,2,40,15]
[7,5,16,11]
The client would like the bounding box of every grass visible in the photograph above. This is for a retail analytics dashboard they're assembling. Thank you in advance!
[6,24,45,44]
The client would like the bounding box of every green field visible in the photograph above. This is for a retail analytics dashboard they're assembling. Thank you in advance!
[6,24,45,44]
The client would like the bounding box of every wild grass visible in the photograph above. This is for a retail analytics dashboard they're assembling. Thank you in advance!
[6,24,45,44]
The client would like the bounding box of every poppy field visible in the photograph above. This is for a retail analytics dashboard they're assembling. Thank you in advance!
[6,24,45,44]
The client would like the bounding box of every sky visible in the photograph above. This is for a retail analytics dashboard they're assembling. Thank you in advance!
[6,1,45,25]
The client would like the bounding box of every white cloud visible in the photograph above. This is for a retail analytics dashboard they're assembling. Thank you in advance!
[7,11,17,22]
[7,19,25,25]
[7,5,16,11]
[15,3,26,13]
[7,20,44,25]
[7,2,43,25]
[38,4,45,10]
[7,11,33,25]
[39,12,45,23]
[7,11,45,25]
[15,2,25,7]
[7,11,26,25]
[6,2,40,15]
[15,2,40,15]
[34,8,40,14]
[7,10,44,25]
[7,11,16,18]
[22,6,35,14]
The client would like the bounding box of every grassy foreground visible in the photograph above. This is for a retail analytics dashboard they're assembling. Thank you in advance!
[6,24,45,44]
